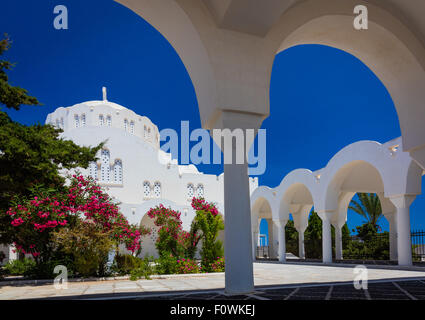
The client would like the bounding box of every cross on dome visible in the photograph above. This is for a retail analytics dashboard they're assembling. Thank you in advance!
[102,86,107,101]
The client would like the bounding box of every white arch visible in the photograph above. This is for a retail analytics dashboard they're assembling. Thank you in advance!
[115,0,218,128]
[252,137,423,265]
[116,0,425,288]
[318,138,422,213]
[267,0,425,165]
[250,186,277,221]
[274,169,318,220]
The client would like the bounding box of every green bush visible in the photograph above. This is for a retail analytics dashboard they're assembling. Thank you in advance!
[112,254,145,275]
[210,257,224,273]
[0,251,5,265]
[155,254,178,275]
[176,258,199,274]
[53,221,114,277]
[24,253,76,279]
[129,257,155,280]
[191,198,224,272]
[4,258,36,275]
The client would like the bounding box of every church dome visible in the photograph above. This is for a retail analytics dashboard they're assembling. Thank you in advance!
[45,88,161,150]
[80,100,127,111]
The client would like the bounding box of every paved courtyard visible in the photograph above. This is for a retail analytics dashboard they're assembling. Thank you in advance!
[1,262,425,300]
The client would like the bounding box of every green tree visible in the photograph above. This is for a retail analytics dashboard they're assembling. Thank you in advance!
[0,35,103,245]
[53,219,114,277]
[0,35,40,110]
[348,193,383,231]
[304,211,323,259]
[285,219,299,256]
[191,198,224,272]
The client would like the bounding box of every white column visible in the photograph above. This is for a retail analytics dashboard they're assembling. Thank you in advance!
[318,211,333,263]
[334,225,343,260]
[224,160,254,294]
[385,212,398,261]
[274,220,287,262]
[252,226,259,261]
[219,112,262,295]
[8,244,18,262]
[298,230,305,259]
[390,195,416,266]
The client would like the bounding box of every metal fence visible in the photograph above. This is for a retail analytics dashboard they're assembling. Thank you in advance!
[256,246,270,259]
[343,230,425,261]
[412,230,425,261]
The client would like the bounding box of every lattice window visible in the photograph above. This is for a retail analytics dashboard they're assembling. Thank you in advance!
[124,119,128,131]
[144,126,148,139]
[106,115,112,126]
[187,183,194,199]
[153,182,161,198]
[114,160,123,184]
[143,181,151,198]
[81,114,86,127]
[74,114,80,128]
[148,128,151,140]
[99,115,104,126]
[130,121,135,134]
[100,149,111,182]
[60,118,64,129]
[89,162,97,180]
[196,184,204,198]
[55,119,60,128]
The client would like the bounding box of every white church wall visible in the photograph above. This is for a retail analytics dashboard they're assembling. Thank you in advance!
[44,97,258,259]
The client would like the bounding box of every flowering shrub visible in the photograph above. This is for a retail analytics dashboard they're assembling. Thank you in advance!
[176,258,199,274]
[154,253,179,275]
[5,175,147,263]
[147,204,198,258]
[210,256,225,272]
[191,198,224,272]
[191,197,219,216]
[53,219,114,277]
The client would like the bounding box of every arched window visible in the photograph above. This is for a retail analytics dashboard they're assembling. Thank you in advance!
[81,114,86,127]
[124,119,128,131]
[106,115,112,126]
[130,121,135,134]
[187,183,194,198]
[144,126,148,139]
[148,128,151,140]
[143,181,151,198]
[196,184,204,198]
[99,115,104,126]
[114,160,123,184]
[74,114,80,128]
[100,149,111,182]
[89,162,97,180]
[153,182,161,198]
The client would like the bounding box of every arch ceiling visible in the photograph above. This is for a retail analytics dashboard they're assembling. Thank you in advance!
[116,0,425,164]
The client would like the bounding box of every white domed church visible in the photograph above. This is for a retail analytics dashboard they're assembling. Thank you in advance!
[45,88,258,258]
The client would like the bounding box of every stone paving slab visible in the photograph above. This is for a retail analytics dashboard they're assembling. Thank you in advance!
[1,262,425,300]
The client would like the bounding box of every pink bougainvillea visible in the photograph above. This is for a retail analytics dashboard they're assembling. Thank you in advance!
[7,175,147,259]
[191,197,219,216]
[146,204,200,258]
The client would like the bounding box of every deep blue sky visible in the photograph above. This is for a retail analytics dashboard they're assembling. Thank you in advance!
[1,0,424,236]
